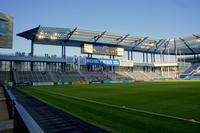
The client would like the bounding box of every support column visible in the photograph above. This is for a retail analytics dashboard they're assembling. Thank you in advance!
[109,55,112,71]
[64,46,66,72]
[163,54,165,63]
[146,53,148,63]
[160,53,162,63]
[87,54,89,71]
[30,40,34,71]
[90,54,93,71]
[131,51,133,60]
[31,40,34,57]
[113,55,115,72]
[128,51,130,60]
[143,52,145,63]
[9,61,13,81]
[143,52,145,72]
[131,51,133,71]
[146,53,148,72]
[61,45,64,58]
[64,46,66,58]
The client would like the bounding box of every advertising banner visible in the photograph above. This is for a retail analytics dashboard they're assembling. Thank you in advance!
[66,56,86,65]
[86,58,120,66]
[119,60,134,67]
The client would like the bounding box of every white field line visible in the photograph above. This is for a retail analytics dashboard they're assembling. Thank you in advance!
[44,91,200,124]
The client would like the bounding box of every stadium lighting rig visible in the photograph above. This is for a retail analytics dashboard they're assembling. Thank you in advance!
[50,36,57,40]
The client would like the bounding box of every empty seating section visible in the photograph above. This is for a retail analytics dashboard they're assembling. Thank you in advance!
[107,72,132,80]
[145,72,163,79]
[14,71,85,83]
[180,63,200,78]
[12,70,172,83]
[0,71,10,81]
[189,73,200,80]
[83,72,110,81]
[183,64,200,74]
[127,71,150,81]
[50,72,84,82]
[14,71,52,83]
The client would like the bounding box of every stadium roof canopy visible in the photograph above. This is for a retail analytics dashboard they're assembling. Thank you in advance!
[17,26,200,55]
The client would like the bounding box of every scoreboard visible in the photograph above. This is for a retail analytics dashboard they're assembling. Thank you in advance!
[0,12,13,49]
[83,43,124,56]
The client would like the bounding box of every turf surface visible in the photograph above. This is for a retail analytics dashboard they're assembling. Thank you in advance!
[18,81,200,133]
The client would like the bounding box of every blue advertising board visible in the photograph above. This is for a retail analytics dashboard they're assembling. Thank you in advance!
[66,57,119,66]
[66,56,75,64]
[86,58,119,66]
[66,56,86,65]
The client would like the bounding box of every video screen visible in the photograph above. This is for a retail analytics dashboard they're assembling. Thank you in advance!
[83,44,124,56]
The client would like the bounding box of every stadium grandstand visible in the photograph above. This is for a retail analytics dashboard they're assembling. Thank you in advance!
[1,24,200,84]
[1,6,200,132]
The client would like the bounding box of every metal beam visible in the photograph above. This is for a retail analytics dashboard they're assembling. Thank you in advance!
[153,40,167,52]
[193,34,200,38]
[179,38,195,54]
[31,40,34,57]
[147,39,163,52]
[174,39,177,55]
[94,31,106,43]
[129,39,140,46]
[131,37,148,50]
[115,34,130,46]
[63,27,77,43]
[163,40,170,54]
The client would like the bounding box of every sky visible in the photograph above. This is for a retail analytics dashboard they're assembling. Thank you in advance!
[0,0,200,61]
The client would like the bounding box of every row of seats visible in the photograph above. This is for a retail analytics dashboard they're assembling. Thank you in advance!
[180,63,200,78]
[13,71,143,83]
[127,71,150,81]
[182,70,200,80]
[107,72,132,80]
[145,72,165,80]
[10,71,168,83]
[50,72,85,82]
[14,71,53,83]
[82,72,111,81]
[14,71,85,83]
[0,71,10,81]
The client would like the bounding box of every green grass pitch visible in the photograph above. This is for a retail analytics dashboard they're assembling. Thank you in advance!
[18,81,200,133]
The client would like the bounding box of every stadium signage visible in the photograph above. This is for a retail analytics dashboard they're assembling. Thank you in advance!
[66,56,120,66]
[86,58,120,66]
[119,60,134,67]
[66,56,87,65]
[83,43,124,56]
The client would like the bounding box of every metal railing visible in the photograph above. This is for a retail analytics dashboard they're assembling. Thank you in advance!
[1,84,44,133]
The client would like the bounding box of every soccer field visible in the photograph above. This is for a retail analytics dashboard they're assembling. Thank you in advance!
[18,81,200,133]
